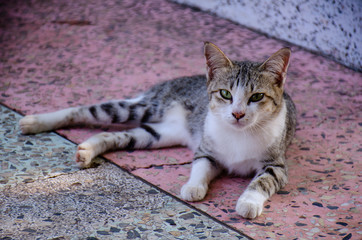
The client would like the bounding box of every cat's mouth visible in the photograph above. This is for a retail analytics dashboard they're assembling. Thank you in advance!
[230,119,248,129]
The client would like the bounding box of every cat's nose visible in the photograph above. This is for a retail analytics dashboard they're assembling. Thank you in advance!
[232,111,245,120]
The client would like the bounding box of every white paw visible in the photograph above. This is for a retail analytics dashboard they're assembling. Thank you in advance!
[19,115,43,134]
[75,143,95,168]
[180,183,208,202]
[236,190,266,219]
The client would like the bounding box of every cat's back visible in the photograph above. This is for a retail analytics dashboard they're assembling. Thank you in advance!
[147,75,207,100]
[143,75,208,111]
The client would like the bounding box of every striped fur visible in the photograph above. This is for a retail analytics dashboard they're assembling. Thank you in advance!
[19,42,296,219]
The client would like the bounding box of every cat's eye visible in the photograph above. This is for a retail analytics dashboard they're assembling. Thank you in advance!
[220,89,232,100]
[249,93,264,102]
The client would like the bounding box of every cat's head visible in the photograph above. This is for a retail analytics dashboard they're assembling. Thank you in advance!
[204,42,291,131]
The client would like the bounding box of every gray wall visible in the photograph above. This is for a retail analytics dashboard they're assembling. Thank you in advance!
[172,0,361,71]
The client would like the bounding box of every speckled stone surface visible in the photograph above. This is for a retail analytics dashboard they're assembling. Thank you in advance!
[0,105,81,186]
[0,106,248,240]
[0,162,247,239]
[0,0,361,239]
[172,0,362,71]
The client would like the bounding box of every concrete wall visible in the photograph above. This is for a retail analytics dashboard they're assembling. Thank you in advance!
[172,0,361,71]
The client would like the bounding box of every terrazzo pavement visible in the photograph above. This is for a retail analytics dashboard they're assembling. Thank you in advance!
[1,0,361,239]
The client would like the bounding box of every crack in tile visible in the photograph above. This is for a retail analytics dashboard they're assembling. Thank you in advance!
[134,161,192,171]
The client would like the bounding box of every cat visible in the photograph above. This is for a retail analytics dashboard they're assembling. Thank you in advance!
[19,42,296,219]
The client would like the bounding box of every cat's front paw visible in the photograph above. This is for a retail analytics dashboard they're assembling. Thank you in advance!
[19,115,43,134]
[180,183,208,202]
[236,190,266,219]
[75,143,96,168]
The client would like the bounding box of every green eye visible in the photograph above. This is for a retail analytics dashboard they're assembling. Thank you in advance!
[220,89,232,100]
[249,93,264,102]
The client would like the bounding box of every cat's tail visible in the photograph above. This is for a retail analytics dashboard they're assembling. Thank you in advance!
[19,95,160,134]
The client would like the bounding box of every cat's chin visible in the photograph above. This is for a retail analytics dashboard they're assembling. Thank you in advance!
[229,121,249,131]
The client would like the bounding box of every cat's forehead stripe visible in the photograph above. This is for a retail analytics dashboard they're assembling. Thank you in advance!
[231,62,253,90]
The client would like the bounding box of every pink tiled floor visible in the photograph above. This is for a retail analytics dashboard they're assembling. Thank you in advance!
[1,0,361,239]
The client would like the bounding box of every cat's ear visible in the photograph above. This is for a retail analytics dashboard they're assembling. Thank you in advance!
[259,48,291,87]
[204,42,233,81]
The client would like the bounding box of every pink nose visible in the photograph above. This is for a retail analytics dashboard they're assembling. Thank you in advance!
[232,112,245,120]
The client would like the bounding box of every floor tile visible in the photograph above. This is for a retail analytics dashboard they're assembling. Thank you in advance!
[0,105,80,186]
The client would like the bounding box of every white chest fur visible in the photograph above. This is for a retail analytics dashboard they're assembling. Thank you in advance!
[204,103,286,175]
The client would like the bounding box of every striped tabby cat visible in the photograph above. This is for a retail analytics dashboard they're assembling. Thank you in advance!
[20,42,296,219]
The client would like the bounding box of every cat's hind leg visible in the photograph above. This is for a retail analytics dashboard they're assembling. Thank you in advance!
[19,96,156,134]
[19,108,82,134]
[76,103,193,167]
[75,125,160,167]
